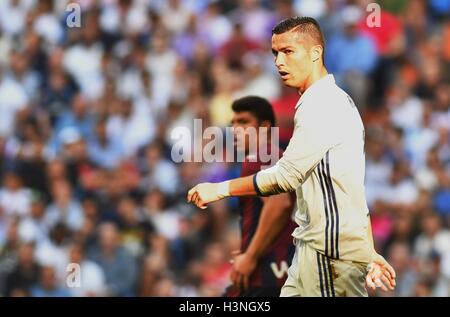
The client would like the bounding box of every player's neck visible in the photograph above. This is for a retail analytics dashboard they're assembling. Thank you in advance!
[298,67,329,95]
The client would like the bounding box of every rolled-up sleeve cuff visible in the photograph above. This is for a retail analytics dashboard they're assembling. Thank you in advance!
[253,173,265,197]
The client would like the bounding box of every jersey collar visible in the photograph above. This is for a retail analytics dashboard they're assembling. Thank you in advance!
[295,74,335,110]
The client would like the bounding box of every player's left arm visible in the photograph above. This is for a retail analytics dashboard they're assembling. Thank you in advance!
[230,193,294,290]
[365,217,397,292]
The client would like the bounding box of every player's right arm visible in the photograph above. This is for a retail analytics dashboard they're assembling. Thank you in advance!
[254,109,339,196]
[186,175,257,209]
[187,110,339,209]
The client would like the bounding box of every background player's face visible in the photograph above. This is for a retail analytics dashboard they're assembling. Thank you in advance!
[272,31,314,89]
[231,111,260,154]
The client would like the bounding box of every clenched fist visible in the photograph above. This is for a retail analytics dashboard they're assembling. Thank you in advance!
[187,181,230,209]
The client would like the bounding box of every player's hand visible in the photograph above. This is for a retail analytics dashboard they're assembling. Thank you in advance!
[187,182,227,209]
[230,251,257,291]
[366,253,396,292]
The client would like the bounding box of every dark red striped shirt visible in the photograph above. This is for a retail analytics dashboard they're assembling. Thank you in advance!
[238,146,297,290]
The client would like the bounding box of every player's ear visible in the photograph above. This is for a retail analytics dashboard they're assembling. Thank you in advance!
[311,44,323,63]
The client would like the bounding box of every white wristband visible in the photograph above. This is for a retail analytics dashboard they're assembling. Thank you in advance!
[217,181,230,198]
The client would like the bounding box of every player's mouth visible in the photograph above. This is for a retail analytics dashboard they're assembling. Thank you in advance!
[279,71,289,79]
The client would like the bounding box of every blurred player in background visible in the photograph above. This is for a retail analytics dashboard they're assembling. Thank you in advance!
[226,96,296,297]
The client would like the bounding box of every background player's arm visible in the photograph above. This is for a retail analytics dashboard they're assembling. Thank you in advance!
[246,194,293,259]
[231,193,294,290]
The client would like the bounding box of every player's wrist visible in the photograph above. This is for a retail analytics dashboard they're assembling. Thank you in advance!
[372,252,385,263]
[245,251,260,261]
[217,180,230,198]
[245,246,262,260]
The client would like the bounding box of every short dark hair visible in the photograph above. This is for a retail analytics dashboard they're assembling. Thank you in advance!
[272,16,325,64]
[231,96,276,127]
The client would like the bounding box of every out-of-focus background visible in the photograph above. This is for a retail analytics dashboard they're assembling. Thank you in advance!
[0,0,449,297]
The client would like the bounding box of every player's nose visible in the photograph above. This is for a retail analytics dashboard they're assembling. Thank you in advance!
[275,55,285,68]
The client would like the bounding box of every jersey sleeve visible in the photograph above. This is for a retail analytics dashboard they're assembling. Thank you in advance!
[254,106,341,196]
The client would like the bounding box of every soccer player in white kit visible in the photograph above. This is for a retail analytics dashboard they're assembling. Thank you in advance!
[187,16,396,297]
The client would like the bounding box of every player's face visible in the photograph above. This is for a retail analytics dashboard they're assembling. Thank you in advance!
[231,111,259,154]
[272,31,314,89]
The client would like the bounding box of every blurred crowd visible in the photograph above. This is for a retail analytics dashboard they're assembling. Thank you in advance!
[0,0,449,297]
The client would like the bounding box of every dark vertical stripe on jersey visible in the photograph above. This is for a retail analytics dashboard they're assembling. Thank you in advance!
[320,253,330,297]
[316,161,330,257]
[325,256,336,297]
[325,151,340,259]
[320,159,335,259]
[316,252,325,297]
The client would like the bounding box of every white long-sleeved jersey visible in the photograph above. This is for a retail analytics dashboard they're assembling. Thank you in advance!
[254,74,372,264]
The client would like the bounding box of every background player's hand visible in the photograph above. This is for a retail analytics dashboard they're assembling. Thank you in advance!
[366,254,396,292]
[186,182,227,209]
[230,251,257,291]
